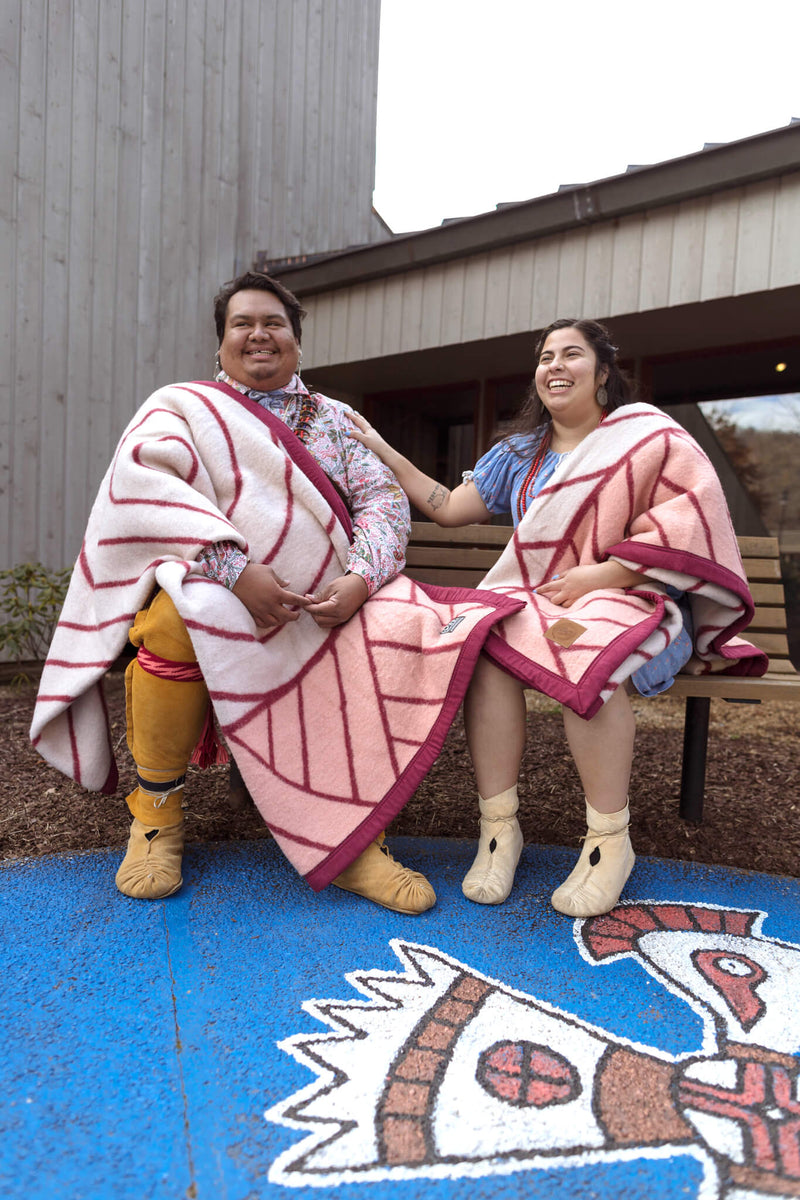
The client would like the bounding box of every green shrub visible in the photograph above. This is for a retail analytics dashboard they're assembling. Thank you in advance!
[0,562,72,672]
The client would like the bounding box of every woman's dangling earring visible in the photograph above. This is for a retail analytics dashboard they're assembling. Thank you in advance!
[296,348,303,378]
[596,384,608,407]
[214,351,222,377]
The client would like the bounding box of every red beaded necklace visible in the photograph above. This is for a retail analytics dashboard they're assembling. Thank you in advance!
[516,410,609,522]
[515,428,552,523]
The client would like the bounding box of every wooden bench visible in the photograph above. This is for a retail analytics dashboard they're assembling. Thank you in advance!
[405,522,800,823]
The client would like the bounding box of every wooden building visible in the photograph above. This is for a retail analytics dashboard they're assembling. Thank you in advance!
[276,122,800,540]
[5,0,799,575]
[3,0,387,570]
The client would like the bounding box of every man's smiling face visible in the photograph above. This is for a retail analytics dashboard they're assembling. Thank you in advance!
[218,289,300,391]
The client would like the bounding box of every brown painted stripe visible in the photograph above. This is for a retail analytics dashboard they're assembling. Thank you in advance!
[377,970,494,1166]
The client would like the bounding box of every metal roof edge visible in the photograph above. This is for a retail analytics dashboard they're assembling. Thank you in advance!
[267,123,800,297]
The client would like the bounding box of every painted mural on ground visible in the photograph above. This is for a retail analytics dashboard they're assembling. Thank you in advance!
[267,901,800,1199]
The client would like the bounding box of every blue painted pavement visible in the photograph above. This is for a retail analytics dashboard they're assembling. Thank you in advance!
[2,837,799,1200]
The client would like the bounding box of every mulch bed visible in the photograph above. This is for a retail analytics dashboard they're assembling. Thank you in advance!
[4,674,798,878]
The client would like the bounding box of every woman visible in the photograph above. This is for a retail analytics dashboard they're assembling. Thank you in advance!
[349,319,763,918]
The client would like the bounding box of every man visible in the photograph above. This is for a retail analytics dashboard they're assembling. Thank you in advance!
[31,273,514,913]
[115,271,438,911]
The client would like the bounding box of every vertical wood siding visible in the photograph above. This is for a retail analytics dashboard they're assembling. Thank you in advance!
[302,172,800,370]
[4,0,384,569]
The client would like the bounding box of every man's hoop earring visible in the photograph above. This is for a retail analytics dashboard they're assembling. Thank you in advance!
[596,384,608,407]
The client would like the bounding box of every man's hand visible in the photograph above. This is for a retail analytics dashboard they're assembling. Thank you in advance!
[232,563,310,628]
[535,562,643,608]
[304,573,369,628]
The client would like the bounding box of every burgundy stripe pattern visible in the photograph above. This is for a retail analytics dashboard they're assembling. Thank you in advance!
[30,380,519,880]
[479,404,767,718]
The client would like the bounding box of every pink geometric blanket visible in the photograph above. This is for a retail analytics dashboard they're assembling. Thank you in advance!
[30,381,519,889]
[479,404,767,718]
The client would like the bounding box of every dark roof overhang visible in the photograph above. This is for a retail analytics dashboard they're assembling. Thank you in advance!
[263,123,800,297]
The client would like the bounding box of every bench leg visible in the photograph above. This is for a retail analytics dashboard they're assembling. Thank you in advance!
[679,696,711,823]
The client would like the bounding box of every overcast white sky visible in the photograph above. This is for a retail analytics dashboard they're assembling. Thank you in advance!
[374,0,800,233]
[702,394,800,431]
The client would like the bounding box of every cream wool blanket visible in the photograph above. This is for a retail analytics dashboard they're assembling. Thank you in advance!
[31,381,519,889]
[479,404,767,718]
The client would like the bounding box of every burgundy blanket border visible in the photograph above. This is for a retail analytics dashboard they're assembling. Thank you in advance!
[607,541,756,625]
[304,583,524,891]
[482,588,670,720]
[608,539,767,672]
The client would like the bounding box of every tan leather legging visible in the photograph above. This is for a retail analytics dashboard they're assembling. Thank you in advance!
[124,590,209,826]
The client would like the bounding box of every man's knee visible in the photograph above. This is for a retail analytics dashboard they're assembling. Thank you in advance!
[129,589,197,662]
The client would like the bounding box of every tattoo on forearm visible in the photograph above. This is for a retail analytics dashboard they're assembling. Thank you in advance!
[427,484,449,511]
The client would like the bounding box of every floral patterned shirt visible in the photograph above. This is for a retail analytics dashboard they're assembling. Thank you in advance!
[198,373,409,595]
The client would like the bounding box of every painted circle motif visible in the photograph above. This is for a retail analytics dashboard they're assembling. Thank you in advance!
[476,1040,581,1108]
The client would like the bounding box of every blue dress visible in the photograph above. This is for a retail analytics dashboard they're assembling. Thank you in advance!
[468,435,693,696]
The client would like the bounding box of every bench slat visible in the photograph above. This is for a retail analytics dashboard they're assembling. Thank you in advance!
[736,535,781,557]
[668,672,800,700]
[749,583,786,605]
[405,567,490,587]
[741,631,790,655]
[740,557,783,580]
[749,607,789,630]
[759,657,799,674]
[406,546,504,570]
[409,522,512,548]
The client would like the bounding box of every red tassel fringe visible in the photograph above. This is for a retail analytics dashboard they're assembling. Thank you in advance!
[190,704,230,768]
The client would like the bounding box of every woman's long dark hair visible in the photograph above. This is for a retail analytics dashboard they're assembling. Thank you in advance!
[503,318,635,446]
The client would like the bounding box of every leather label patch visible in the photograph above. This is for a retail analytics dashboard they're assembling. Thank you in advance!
[544,618,587,648]
[439,615,466,636]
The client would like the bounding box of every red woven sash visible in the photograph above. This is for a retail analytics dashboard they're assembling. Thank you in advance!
[135,646,204,682]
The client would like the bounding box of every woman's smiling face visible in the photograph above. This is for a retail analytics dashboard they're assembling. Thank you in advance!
[534,326,608,421]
